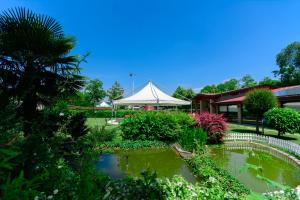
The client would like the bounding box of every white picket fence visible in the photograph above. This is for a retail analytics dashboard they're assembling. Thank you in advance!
[225,133,300,157]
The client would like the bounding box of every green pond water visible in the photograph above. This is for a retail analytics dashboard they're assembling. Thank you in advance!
[96,148,196,182]
[210,144,300,192]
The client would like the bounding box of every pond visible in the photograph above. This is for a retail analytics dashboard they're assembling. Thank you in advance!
[210,143,300,193]
[96,148,196,182]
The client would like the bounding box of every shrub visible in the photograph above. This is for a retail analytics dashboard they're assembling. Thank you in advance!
[192,112,227,144]
[121,111,195,141]
[68,109,137,118]
[264,107,300,136]
[244,89,278,133]
[97,140,167,150]
[89,125,118,143]
[179,128,207,152]
[186,154,250,197]
[66,113,89,140]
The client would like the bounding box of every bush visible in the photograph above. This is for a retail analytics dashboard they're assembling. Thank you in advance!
[89,125,118,143]
[192,112,227,144]
[68,109,137,118]
[264,107,300,136]
[244,89,278,133]
[97,140,167,150]
[65,113,89,140]
[121,111,195,141]
[186,154,250,197]
[179,128,207,152]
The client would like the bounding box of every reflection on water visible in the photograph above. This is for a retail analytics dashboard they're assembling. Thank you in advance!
[210,143,300,193]
[96,148,196,182]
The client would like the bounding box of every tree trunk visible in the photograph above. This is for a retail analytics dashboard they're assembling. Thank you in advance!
[256,116,260,134]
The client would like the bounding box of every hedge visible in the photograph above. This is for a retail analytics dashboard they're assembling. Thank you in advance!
[68,109,137,118]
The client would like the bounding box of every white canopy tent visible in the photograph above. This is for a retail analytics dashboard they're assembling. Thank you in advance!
[113,81,191,106]
[96,101,111,108]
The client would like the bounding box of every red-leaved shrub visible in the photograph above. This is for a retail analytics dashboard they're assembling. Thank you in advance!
[191,112,228,144]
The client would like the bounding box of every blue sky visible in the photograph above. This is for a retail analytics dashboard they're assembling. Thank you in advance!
[1,0,300,95]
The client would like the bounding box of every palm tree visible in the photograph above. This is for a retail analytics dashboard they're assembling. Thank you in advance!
[0,7,84,137]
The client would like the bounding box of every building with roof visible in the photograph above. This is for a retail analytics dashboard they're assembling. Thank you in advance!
[194,85,300,124]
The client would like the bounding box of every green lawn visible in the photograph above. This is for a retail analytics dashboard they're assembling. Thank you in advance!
[228,123,300,145]
[86,118,120,129]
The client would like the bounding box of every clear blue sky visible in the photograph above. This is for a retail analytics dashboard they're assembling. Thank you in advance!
[2,0,300,94]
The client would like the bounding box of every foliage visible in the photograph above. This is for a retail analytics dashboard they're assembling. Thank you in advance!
[192,112,227,144]
[88,125,118,144]
[264,188,298,200]
[65,112,89,140]
[264,107,300,136]
[85,79,106,108]
[274,42,300,86]
[97,140,167,150]
[179,128,207,152]
[68,91,92,107]
[121,111,195,141]
[69,109,136,118]
[186,154,250,198]
[240,74,257,88]
[104,171,163,200]
[1,171,39,199]
[106,81,124,103]
[0,7,84,137]
[259,77,280,86]
[244,89,278,133]
[200,78,239,93]
[172,86,195,100]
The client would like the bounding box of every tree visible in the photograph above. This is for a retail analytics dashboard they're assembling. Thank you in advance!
[85,79,106,109]
[200,85,219,93]
[0,8,84,137]
[264,107,300,137]
[244,89,278,133]
[240,75,257,88]
[216,79,239,92]
[200,79,239,94]
[107,81,124,103]
[274,42,300,86]
[259,77,280,86]
[172,86,195,100]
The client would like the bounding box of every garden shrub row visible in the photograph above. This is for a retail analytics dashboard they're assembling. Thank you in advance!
[185,153,250,197]
[97,140,167,150]
[104,171,248,200]
[68,109,136,118]
[120,111,196,141]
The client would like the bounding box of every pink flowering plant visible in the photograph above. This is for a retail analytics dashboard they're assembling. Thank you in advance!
[191,112,228,144]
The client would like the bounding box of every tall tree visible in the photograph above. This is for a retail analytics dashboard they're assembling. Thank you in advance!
[107,81,124,103]
[0,8,84,137]
[259,77,280,86]
[240,75,257,88]
[85,79,106,109]
[274,42,300,86]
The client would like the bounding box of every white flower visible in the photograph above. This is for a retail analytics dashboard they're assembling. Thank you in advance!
[208,176,216,183]
[34,196,39,200]
[53,189,58,195]
[47,195,53,199]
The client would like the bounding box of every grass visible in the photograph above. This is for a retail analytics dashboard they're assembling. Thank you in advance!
[228,123,300,145]
[86,118,120,129]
